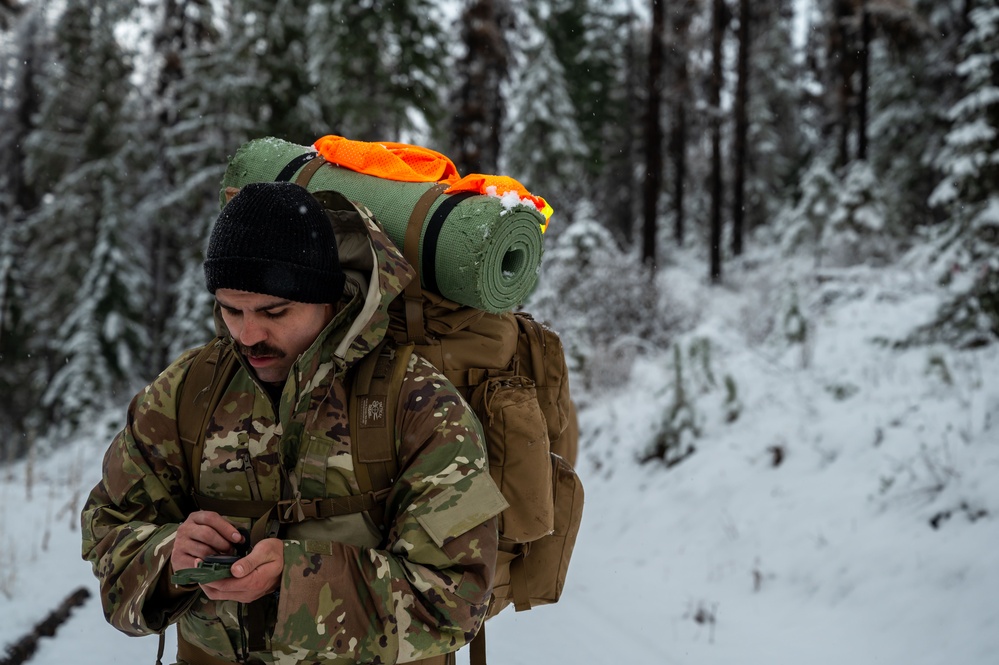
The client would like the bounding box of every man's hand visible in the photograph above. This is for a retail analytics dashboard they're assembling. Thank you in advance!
[200,538,284,603]
[172,510,244,573]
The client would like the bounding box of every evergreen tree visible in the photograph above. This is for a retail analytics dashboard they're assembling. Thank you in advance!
[0,1,44,218]
[665,0,698,248]
[854,2,949,238]
[527,213,672,391]
[0,220,34,454]
[212,0,325,145]
[708,0,727,283]
[533,0,638,241]
[744,0,810,233]
[305,0,450,143]
[0,3,46,442]
[0,0,26,30]
[451,0,513,175]
[921,3,999,347]
[129,0,228,370]
[43,180,149,435]
[22,0,133,316]
[20,0,142,427]
[501,20,588,230]
[643,0,665,268]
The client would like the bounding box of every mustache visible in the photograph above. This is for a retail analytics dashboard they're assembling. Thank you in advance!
[238,342,285,359]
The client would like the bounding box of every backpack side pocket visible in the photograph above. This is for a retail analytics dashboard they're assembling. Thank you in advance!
[471,375,554,544]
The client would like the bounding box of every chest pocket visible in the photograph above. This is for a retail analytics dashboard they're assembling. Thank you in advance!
[284,432,383,549]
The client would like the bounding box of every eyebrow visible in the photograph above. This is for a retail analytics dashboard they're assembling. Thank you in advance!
[216,298,293,313]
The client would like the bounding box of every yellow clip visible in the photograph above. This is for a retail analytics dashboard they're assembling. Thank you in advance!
[539,199,554,233]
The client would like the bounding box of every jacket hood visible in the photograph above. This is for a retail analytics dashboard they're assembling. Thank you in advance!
[316,189,416,366]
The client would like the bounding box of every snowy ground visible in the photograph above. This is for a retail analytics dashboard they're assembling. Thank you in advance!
[1,252,997,665]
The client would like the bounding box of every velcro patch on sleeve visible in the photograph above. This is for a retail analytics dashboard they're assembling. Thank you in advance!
[416,472,509,548]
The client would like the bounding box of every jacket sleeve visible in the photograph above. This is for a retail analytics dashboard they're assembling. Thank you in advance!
[272,355,506,663]
[81,351,200,636]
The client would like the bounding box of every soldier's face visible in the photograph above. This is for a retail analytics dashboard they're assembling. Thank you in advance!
[216,288,335,385]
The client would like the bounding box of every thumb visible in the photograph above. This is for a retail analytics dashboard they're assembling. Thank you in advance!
[231,538,281,578]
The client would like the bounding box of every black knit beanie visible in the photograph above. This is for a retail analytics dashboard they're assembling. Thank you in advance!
[204,182,345,304]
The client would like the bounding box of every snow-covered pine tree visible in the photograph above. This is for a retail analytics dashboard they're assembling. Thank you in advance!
[530,0,638,239]
[128,0,230,369]
[304,0,450,143]
[922,3,999,348]
[859,3,947,235]
[450,0,513,175]
[500,16,588,229]
[43,180,149,437]
[19,0,142,430]
[744,0,811,234]
[0,221,34,456]
[0,3,47,444]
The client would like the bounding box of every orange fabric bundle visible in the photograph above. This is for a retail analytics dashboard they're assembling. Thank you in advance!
[313,135,460,183]
[312,134,552,230]
[444,174,552,222]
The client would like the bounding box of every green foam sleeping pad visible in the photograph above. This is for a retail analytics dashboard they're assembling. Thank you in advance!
[220,137,545,313]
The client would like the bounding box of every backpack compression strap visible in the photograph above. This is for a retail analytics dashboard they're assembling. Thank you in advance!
[177,337,240,494]
[349,341,413,529]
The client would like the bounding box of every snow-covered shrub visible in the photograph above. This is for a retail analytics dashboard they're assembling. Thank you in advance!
[527,215,680,393]
[641,345,700,467]
[639,337,740,467]
[915,5,999,348]
[776,160,896,268]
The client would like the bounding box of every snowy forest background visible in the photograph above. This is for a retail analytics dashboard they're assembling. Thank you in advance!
[1,1,999,663]
[0,0,997,453]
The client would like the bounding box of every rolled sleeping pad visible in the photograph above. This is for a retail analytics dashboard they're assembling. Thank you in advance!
[220,137,545,314]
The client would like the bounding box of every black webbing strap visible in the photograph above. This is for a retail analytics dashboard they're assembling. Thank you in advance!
[421,191,476,296]
[274,152,318,183]
[246,596,268,653]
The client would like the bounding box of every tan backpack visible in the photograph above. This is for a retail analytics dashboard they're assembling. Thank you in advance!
[175,190,584,664]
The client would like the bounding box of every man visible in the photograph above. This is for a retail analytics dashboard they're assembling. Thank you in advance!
[82,182,506,665]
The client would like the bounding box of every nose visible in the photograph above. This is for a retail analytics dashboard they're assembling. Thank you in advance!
[238,315,267,347]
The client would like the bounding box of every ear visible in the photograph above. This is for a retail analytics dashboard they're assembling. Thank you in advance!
[224,186,240,204]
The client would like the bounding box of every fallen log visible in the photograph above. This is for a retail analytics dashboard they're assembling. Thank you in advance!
[0,587,90,665]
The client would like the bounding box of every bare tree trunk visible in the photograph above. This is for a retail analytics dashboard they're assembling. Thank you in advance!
[0,587,90,665]
[670,99,687,247]
[620,10,640,246]
[669,2,693,248]
[451,0,510,176]
[858,0,870,161]
[832,0,855,168]
[732,0,750,257]
[643,0,665,268]
[709,0,725,283]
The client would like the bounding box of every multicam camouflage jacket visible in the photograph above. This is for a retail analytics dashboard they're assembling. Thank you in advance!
[81,195,506,664]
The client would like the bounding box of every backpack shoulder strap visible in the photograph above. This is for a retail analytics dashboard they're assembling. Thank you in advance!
[349,340,414,530]
[176,337,239,493]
